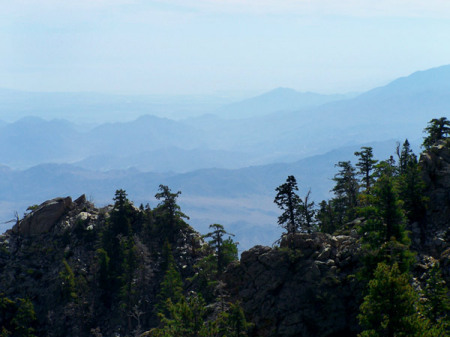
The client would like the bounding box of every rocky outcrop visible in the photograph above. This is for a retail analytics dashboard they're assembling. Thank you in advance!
[12,196,74,236]
[224,233,362,337]
[0,195,206,336]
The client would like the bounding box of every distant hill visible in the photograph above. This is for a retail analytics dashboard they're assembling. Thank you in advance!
[0,89,237,123]
[196,65,450,159]
[0,139,414,249]
[215,87,354,119]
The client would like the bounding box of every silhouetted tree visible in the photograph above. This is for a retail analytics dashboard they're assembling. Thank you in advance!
[332,161,359,223]
[203,224,237,274]
[274,175,302,234]
[423,117,450,149]
[355,147,378,192]
[154,185,189,239]
[299,189,316,233]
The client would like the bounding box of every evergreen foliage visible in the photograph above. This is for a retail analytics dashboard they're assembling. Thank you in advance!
[59,259,77,301]
[423,117,450,149]
[358,174,414,277]
[0,294,37,337]
[422,263,450,327]
[298,189,316,234]
[358,263,433,337]
[156,244,184,316]
[274,175,302,234]
[355,147,378,192]
[203,224,237,274]
[154,185,189,240]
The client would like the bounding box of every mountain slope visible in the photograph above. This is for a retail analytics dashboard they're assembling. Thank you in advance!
[215,87,352,119]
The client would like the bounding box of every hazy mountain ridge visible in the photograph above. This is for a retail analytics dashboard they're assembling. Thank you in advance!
[1,65,448,170]
[0,139,415,249]
[214,87,355,119]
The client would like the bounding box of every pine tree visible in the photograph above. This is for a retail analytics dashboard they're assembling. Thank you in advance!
[299,189,316,233]
[154,185,189,239]
[397,139,415,175]
[397,156,427,225]
[359,174,414,278]
[355,147,378,192]
[423,263,450,327]
[274,175,302,234]
[203,224,237,274]
[331,161,359,225]
[317,200,339,234]
[222,301,252,337]
[156,247,183,316]
[358,263,429,337]
[423,117,450,149]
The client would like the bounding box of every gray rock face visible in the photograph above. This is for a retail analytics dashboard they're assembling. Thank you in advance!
[224,233,362,337]
[13,197,73,236]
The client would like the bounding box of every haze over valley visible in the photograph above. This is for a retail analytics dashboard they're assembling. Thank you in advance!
[0,64,446,249]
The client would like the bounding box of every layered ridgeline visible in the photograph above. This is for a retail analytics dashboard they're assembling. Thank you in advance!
[1,118,450,336]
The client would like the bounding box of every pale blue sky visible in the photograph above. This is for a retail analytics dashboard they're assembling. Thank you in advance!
[1,0,450,95]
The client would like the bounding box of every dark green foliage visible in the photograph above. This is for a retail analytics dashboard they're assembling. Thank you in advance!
[110,189,133,237]
[397,154,427,225]
[156,246,183,316]
[397,139,415,175]
[355,147,378,192]
[0,294,37,337]
[59,259,77,301]
[189,254,218,302]
[154,185,189,241]
[358,263,429,337]
[222,237,239,268]
[423,263,450,326]
[203,224,237,274]
[274,175,303,234]
[358,175,414,276]
[151,294,218,337]
[96,248,112,305]
[423,117,450,149]
[359,175,409,247]
[221,301,253,337]
[150,293,250,337]
[119,235,138,323]
[330,161,359,228]
[316,200,338,234]
[298,189,316,234]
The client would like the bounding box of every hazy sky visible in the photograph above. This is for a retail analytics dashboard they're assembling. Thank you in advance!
[1,0,450,95]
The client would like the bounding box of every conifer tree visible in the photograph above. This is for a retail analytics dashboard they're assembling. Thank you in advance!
[203,224,237,274]
[397,139,415,175]
[397,155,427,225]
[358,263,431,337]
[274,175,302,234]
[222,301,252,337]
[423,117,450,149]
[317,200,339,234]
[331,161,359,225]
[423,263,450,327]
[359,174,414,277]
[156,246,183,316]
[299,189,316,233]
[355,147,378,192]
[154,185,189,239]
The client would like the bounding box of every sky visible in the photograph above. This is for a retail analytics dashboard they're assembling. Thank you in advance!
[1,0,450,95]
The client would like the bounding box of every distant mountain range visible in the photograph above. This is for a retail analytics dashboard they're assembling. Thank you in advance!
[0,64,448,248]
[214,87,357,119]
[0,139,419,249]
